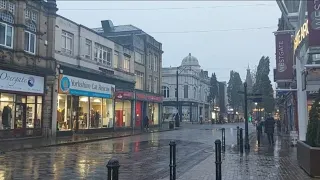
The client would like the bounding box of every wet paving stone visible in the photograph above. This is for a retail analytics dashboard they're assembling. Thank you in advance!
[0,123,314,180]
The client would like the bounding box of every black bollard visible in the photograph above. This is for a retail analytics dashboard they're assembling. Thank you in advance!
[221,128,225,152]
[215,139,222,180]
[106,158,120,180]
[239,128,244,154]
[169,141,176,180]
[237,126,240,146]
[257,130,261,146]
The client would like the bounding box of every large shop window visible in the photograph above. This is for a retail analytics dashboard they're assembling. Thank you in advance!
[0,93,42,130]
[57,94,114,131]
[115,100,131,127]
[148,103,159,125]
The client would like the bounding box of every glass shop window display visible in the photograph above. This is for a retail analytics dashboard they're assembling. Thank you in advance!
[0,93,14,130]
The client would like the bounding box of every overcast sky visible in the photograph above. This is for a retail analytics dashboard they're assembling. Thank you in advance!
[56,1,281,83]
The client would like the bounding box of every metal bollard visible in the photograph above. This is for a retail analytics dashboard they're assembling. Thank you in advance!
[106,158,120,180]
[215,139,222,180]
[237,126,240,146]
[221,128,225,152]
[257,129,261,146]
[169,141,177,180]
[239,128,244,154]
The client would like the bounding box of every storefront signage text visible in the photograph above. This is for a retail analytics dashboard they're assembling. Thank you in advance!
[136,93,163,102]
[294,20,309,53]
[307,0,320,47]
[0,70,44,94]
[115,91,134,99]
[59,75,115,98]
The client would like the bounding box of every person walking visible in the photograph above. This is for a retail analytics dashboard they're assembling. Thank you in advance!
[265,115,275,145]
[144,115,149,131]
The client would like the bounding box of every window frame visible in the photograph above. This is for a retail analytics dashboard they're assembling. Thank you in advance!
[24,30,36,54]
[153,77,158,93]
[123,56,130,72]
[84,39,92,59]
[113,51,119,68]
[162,86,169,98]
[61,30,73,55]
[94,43,112,66]
[135,71,144,90]
[154,55,158,72]
[0,21,13,49]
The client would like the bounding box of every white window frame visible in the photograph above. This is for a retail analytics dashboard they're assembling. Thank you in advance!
[0,0,6,9]
[0,22,13,48]
[123,56,130,72]
[148,53,152,69]
[24,30,36,54]
[61,30,73,55]
[154,77,158,93]
[85,39,92,59]
[135,71,144,90]
[162,86,169,98]
[94,43,112,66]
[113,51,119,68]
[154,55,158,72]
[148,75,152,92]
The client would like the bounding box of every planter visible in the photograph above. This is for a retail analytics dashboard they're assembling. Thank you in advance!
[297,140,320,177]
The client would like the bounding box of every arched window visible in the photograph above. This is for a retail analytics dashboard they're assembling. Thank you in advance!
[0,11,13,48]
[162,86,169,98]
[26,21,36,32]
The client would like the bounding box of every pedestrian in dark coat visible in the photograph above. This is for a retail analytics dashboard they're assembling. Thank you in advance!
[265,115,275,145]
[144,116,149,131]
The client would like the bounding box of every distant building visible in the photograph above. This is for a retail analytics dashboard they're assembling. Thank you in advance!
[162,53,210,122]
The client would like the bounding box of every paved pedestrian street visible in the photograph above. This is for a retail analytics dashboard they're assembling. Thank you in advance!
[0,123,316,180]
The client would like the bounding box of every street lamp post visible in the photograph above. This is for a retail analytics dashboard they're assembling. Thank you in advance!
[244,82,250,150]
[176,68,180,127]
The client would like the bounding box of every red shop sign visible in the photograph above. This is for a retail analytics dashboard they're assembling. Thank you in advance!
[136,93,162,102]
[147,95,163,102]
[115,91,134,99]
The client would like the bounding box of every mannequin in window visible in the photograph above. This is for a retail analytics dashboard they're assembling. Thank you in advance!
[95,110,100,128]
[2,105,12,129]
[90,108,95,128]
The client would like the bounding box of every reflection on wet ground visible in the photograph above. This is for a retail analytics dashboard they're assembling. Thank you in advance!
[0,125,225,180]
[0,123,311,180]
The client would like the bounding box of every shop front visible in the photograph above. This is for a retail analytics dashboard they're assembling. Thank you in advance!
[136,93,162,128]
[114,91,134,129]
[0,69,44,139]
[57,74,115,134]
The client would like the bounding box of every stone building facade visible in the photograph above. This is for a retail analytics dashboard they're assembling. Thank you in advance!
[0,0,57,139]
[162,53,210,122]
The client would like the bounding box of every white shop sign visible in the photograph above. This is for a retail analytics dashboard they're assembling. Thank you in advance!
[0,69,44,94]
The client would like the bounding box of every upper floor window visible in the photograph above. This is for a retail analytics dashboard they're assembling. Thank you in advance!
[0,11,13,24]
[123,56,130,72]
[84,39,92,59]
[147,75,152,92]
[0,21,12,48]
[154,55,158,72]
[135,71,144,90]
[25,9,38,22]
[94,43,112,66]
[113,51,119,68]
[135,51,144,64]
[162,86,169,98]
[0,1,15,14]
[61,30,73,55]
[184,85,188,98]
[153,77,158,93]
[148,53,152,69]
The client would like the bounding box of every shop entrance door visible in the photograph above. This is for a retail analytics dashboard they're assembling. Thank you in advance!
[14,103,26,137]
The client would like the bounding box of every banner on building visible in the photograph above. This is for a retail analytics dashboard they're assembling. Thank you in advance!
[307,0,320,47]
[275,32,293,81]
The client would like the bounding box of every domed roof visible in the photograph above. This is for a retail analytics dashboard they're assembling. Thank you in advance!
[181,53,200,67]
